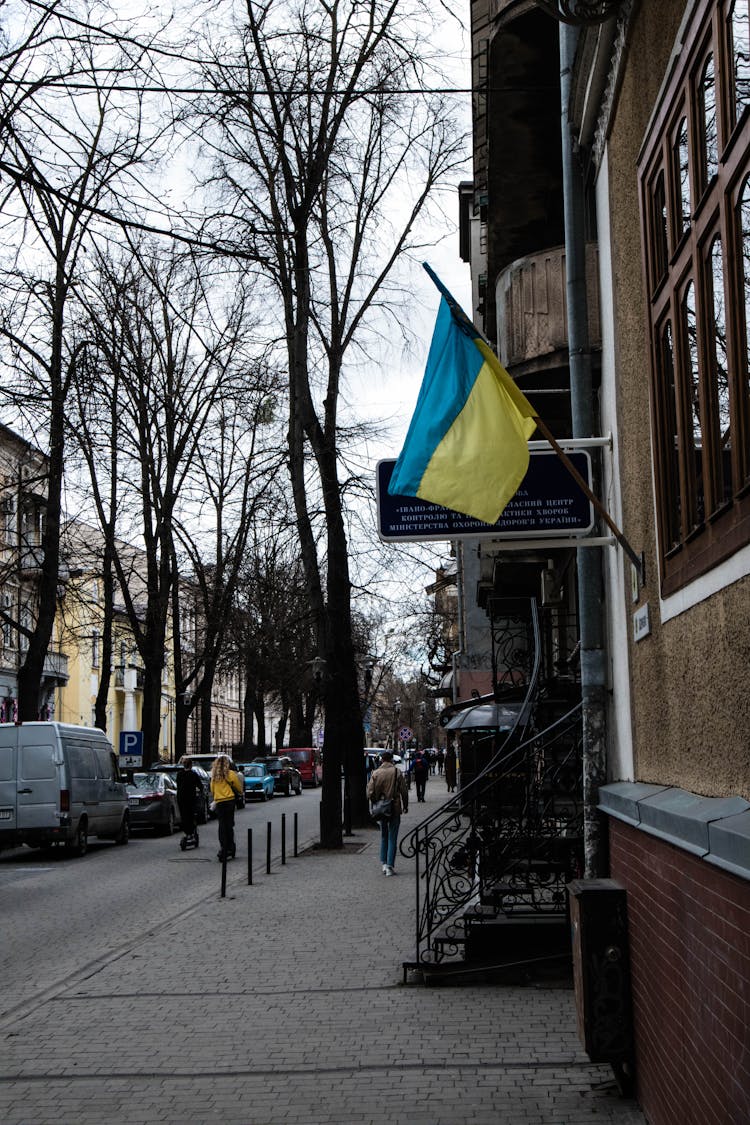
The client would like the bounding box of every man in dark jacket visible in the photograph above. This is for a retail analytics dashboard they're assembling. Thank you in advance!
[412,750,429,803]
[176,757,205,839]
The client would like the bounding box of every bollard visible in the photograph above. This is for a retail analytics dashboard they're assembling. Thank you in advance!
[281,813,286,865]
[294,812,298,857]
[266,821,272,874]
[247,827,253,886]
[220,851,227,898]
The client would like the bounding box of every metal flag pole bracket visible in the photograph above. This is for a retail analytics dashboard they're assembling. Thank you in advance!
[532,415,645,585]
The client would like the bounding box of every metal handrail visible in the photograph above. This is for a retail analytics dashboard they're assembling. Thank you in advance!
[400,600,542,857]
[401,700,583,967]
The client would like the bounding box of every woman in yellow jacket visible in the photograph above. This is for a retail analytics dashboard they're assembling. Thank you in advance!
[210,754,243,861]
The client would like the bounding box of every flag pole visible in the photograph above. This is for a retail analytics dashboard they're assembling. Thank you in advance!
[422,262,645,585]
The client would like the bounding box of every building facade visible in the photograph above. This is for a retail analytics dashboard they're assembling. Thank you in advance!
[462,1,750,1121]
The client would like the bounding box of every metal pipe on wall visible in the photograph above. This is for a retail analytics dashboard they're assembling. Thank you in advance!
[560,22,608,879]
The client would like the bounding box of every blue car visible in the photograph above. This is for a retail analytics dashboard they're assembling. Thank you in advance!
[241,763,275,801]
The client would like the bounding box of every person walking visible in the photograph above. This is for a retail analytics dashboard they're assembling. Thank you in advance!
[413,749,429,802]
[367,750,409,876]
[210,754,243,862]
[444,745,457,793]
[176,756,204,844]
[437,748,445,775]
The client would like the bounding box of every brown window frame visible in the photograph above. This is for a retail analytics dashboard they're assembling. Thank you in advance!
[639,0,750,596]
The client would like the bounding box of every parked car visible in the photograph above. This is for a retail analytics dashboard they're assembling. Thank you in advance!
[148,763,211,824]
[253,756,302,796]
[279,746,323,787]
[186,754,246,808]
[127,772,181,834]
[239,762,275,802]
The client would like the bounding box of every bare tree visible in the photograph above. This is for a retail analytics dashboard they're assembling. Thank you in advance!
[226,519,320,754]
[0,3,168,719]
[194,0,466,844]
[70,241,277,766]
[170,392,284,760]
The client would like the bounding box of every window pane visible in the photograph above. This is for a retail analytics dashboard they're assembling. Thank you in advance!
[739,176,750,482]
[731,0,750,125]
[698,55,718,191]
[709,237,733,505]
[683,281,705,526]
[659,321,682,549]
[652,170,669,283]
[674,117,691,236]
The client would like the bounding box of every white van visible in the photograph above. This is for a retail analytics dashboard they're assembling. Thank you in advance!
[0,722,130,855]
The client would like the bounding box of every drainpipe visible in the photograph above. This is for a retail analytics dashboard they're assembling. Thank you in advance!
[560,24,607,878]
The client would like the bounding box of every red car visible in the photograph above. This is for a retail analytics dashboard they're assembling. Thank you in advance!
[280,747,322,787]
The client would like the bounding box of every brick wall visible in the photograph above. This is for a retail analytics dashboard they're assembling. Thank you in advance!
[609,819,750,1125]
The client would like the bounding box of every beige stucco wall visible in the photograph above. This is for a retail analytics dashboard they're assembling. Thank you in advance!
[606,0,750,799]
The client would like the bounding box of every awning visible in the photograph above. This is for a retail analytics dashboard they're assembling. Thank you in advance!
[442,701,522,731]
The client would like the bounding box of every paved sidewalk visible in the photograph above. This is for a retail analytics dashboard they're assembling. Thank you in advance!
[0,775,647,1125]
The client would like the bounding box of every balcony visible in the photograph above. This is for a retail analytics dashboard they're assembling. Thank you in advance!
[114,665,144,692]
[495,243,600,374]
[42,649,68,686]
[18,545,44,575]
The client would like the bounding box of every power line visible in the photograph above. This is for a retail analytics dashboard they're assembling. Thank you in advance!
[4,77,475,97]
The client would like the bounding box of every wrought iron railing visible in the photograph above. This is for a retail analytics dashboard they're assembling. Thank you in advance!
[400,701,583,969]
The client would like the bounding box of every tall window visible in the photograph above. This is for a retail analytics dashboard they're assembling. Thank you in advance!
[640,0,750,594]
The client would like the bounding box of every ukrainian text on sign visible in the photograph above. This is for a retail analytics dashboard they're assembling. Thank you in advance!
[376,452,594,542]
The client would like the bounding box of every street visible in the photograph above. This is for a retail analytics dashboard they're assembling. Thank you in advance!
[0,786,322,1026]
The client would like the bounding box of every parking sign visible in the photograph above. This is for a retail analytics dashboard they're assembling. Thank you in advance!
[119,730,143,768]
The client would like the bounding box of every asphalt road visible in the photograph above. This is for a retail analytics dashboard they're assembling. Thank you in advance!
[0,786,322,1026]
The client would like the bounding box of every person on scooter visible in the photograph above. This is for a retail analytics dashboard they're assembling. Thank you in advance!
[176,756,204,844]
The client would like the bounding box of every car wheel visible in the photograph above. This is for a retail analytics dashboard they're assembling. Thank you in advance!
[261,791,267,802]
[115,814,130,846]
[68,821,88,857]
[284,781,291,797]
[162,807,176,836]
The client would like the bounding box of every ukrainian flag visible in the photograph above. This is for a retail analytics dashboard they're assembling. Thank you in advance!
[389,293,538,524]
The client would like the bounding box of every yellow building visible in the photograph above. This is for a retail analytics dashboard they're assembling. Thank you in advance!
[53,539,177,762]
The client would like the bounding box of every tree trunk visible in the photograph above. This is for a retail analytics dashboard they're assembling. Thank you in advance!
[94,534,115,732]
[141,665,163,769]
[242,674,255,753]
[288,694,310,745]
[253,696,266,753]
[174,697,192,762]
[18,285,66,721]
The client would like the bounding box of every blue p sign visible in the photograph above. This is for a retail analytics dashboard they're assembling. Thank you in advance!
[119,731,143,759]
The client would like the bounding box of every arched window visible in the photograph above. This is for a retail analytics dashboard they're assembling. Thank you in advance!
[682,280,705,527]
[659,320,682,550]
[674,117,691,236]
[698,54,718,193]
[708,236,732,506]
[730,0,750,125]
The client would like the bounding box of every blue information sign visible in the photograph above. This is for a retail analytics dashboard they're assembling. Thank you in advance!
[376,452,594,542]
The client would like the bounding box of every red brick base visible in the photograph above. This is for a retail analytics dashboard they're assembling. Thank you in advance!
[608,819,750,1125]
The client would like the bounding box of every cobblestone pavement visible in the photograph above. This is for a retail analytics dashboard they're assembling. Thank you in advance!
[0,776,648,1125]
